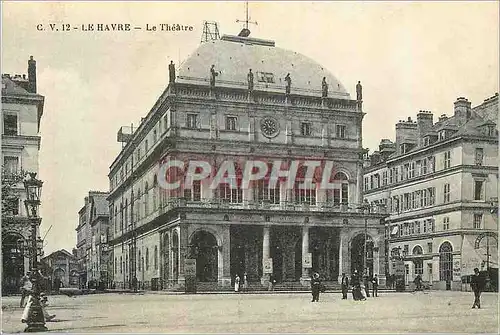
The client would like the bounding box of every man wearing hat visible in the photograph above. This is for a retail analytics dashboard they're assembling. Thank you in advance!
[311,272,322,302]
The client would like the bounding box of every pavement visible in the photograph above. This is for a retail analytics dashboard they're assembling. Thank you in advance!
[1,291,498,333]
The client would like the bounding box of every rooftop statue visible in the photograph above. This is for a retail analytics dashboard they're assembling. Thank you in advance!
[247,69,254,91]
[322,77,328,98]
[285,73,291,95]
[169,60,176,83]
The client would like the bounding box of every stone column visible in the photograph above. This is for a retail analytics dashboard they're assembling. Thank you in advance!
[219,224,231,287]
[300,226,310,285]
[356,163,363,206]
[338,229,350,282]
[261,225,271,285]
[178,224,188,288]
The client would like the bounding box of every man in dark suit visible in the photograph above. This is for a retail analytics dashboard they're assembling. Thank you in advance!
[311,272,321,302]
[471,267,485,309]
[341,273,349,299]
[372,274,379,297]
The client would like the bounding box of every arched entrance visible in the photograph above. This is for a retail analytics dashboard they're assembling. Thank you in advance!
[439,242,453,290]
[189,230,218,282]
[172,231,179,282]
[271,243,284,283]
[310,227,338,280]
[2,233,26,295]
[350,234,374,276]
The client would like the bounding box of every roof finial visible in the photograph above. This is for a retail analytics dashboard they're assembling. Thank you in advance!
[236,1,257,37]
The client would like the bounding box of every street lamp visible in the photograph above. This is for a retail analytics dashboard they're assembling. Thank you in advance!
[22,172,47,332]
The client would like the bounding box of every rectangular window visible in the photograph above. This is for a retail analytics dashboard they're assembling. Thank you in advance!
[219,183,242,203]
[443,217,450,230]
[3,156,19,174]
[415,221,421,234]
[153,129,157,143]
[382,171,388,186]
[389,169,394,184]
[186,113,198,129]
[428,187,435,206]
[409,162,415,178]
[444,151,451,169]
[364,177,369,191]
[184,180,201,201]
[403,244,409,256]
[474,180,484,201]
[3,114,18,135]
[403,164,409,180]
[226,116,237,131]
[415,160,421,177]
[5,197,19,215]
[427,242,433,253]
[473,214,482,229]
[145,139,149,153]
[475,148,484,166]
[443,183,450,203]
[300,122,311,136]
[428,156,435,173]
[336,125,346,138]
[414,261,423,275]
[256,180,280,204]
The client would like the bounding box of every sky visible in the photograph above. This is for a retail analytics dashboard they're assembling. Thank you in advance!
[2,1,498,255]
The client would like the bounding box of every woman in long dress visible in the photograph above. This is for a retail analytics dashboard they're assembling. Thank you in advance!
[234,274,240,292]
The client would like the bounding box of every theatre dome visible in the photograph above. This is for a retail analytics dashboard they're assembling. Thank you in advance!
[177,35,351,99]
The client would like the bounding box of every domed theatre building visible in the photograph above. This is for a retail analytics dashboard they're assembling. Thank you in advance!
[108,31,387,291]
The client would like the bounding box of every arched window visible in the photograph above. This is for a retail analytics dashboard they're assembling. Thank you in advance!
[144,182,149,216]
[153,175,158,211]
[412,245,423,255]
[326,172,349,205]
[413,245,423,275]
[120,203,124,231]
[439,242,453,281]
[145,248,149,271]
[138,250,142,272]
[124,199,128,228]
[154,245,158,270]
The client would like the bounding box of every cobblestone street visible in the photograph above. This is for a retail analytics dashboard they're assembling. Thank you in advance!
[1,291,498,333]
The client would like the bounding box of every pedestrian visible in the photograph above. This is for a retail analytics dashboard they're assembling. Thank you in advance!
[414,275,422,291]
[363,275,371,298]
[311,272,321,302]
[372,274,379,297]
[132,276,138,292]
[243,272,248,292]
[19,273,32,308]
[340,273,349,299]
[471,267,485,309]
[234,274,240,292]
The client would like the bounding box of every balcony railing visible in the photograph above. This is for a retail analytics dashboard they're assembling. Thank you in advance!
[160,198,388,214]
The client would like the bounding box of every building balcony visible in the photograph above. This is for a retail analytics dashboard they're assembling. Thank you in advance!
[160,198,387,214]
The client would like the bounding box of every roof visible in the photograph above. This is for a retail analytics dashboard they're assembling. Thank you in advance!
[42,249,75,260]
[177,35,351,99]
[91,193,109,216]
[1,75,42,98]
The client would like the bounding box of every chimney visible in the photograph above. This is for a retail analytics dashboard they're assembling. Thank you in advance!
[28,56,37,93]
[395,117,418,154]
[454,97,471,126]
[416,111,433,147]
[438,114,448,122]
[379,139,396,161]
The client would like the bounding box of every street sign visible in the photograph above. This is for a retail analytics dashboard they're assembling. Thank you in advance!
[184,259,196,276]
[263,258,273,274]
[303,253,312,268]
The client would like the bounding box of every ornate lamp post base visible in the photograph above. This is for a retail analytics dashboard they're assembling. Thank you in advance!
[24,297,48,332]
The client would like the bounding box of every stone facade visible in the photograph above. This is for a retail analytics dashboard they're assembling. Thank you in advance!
[75,191,110,288]
[41,249,79,288]
[1,57,44,294]
[364,94,499,291]
[108,33,386,291]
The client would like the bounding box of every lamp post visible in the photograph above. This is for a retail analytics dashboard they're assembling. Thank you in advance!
[22,172,47,332]
[358,200,371,276]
